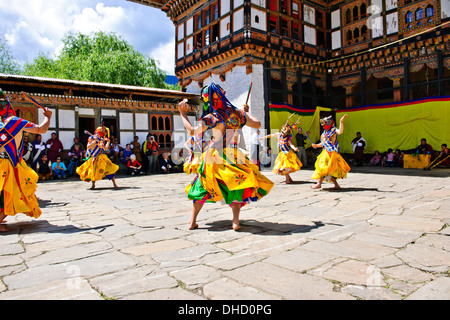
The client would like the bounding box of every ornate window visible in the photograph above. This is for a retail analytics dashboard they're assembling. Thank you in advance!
[426,5,433,18]
[415,8,423,20]
[346,9,351,24]
[406,11,413,23]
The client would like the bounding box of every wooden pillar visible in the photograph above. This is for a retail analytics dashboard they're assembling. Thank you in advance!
[392,77,402,102]
[344,86,354,108]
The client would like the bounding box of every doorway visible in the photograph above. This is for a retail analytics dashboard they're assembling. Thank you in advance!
[78,117,96,149]
[102,117,118,140]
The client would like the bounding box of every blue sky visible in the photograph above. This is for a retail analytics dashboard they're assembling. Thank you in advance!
[0,0,176,74]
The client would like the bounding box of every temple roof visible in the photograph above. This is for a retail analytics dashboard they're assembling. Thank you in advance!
[126,0,166,9]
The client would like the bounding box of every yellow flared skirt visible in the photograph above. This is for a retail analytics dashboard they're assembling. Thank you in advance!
[185,147,274,206]
[76,154,119,182]
[183,152,203,175]
[273,150,303,175]
[0,159,41,218]
[312,150,350,181]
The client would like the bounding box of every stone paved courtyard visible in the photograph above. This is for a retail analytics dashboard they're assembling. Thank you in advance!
[0,167,449,300]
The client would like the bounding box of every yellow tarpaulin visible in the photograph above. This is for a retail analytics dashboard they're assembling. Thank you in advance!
[269,104,331,148]
[335,97,450,154]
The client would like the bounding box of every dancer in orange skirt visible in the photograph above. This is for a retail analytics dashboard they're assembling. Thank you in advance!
[0,89,52,231]
[76,126,119,190]
[311,114,350,190]
[259,122,302,184]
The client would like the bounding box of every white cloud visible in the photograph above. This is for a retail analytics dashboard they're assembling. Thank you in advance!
[0,0,175,72]
[150,40,176,75]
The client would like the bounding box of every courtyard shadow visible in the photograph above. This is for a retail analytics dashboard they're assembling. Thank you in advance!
[322,187,382,192]
[85,186,141,191]
[204,219,331,235]
[37,199,69,209]
[1,220,113,235]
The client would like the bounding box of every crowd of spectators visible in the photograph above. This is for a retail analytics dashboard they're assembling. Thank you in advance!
[22,131,183,182]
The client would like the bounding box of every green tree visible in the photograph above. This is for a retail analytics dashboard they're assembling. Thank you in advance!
[0,37,21,74]
[23,31,174,89]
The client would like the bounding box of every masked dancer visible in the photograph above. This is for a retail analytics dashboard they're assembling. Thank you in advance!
[76,126,119,190]
[311,115,350,190]
[0,89,52,231]
[259,119,302,184]
[178,83,274,231]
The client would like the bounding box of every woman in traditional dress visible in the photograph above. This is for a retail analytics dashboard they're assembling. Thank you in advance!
[178,83,274,231]
[0,89,52,231]
[76,126,119,190]
[311,115,350,190]
[259,122,302,184]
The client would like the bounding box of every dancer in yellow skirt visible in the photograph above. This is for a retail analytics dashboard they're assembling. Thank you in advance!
[178,83,274,231]
[260,122,302,184]
[0,89,52,231]
[311,114,350,189]
[76,126,119,190]
[183,133,205,174]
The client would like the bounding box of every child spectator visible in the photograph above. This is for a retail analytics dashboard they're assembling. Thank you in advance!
[52,155,67,179]
[370,150,382,166]
[127,154,143,176]
[36,154,52,181]
[383,149,395,167]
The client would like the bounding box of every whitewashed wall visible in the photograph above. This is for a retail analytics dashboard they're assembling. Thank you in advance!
[221,0,230,15]
[233,8,244,32]
[442,0,450,19]
[251,8,267,31]
[220,16,231,38]
[331,10,340,29]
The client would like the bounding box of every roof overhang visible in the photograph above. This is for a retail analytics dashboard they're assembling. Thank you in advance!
[126,0,166,9]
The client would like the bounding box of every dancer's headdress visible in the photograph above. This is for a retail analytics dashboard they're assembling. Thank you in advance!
[94,125,107,138]
[282,113,301,135]
[0,88,15,118]
[200,82,237,119]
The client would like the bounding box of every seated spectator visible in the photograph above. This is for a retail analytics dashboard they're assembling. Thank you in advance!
[22,134,33,166]
[415,138,433,155]
[67,144,84,176]
[382,149,395,167]
[160,152,172,174]
[110,138,123,163]
[52,155,67,179]
[437,143,450,167]
[36,154,52,181]
[394,149,404,167]
[262,148,273,168]
[370,150,382,166]
[71,137,85,152]
[121,144,133,165]
[32,134,46,169]
[127,154,143,176]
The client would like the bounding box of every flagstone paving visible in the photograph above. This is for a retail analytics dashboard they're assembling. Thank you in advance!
[0,166,449,300]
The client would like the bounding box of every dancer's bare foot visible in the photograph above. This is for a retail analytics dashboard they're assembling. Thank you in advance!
[311,183,321,189]
[90,182,96,190]
[232,222,241,231]
[188,223,199,230]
